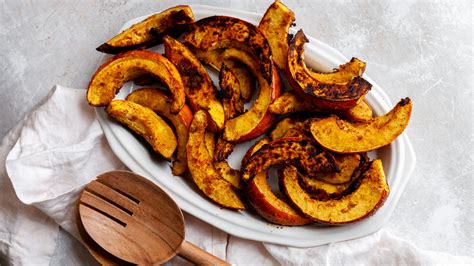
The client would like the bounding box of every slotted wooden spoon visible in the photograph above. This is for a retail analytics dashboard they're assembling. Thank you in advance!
[78,170,229,265]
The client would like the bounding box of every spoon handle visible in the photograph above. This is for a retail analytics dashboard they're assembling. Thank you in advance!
[178,241,230,266]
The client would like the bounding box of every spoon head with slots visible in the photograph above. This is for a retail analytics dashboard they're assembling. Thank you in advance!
[78,170,185,265]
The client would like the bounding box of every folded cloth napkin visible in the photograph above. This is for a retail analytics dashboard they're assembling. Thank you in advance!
[1,85,472,265]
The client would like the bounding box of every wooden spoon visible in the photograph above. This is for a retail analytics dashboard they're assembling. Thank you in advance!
[78,170,229,265]
[76,209,132,265]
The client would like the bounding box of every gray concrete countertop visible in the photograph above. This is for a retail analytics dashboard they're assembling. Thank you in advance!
[1,0,472,265]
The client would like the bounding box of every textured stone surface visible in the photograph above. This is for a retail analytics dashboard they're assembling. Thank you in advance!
[0,0,472,264]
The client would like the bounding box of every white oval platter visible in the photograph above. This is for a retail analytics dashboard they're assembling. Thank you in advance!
[94,5,416,247]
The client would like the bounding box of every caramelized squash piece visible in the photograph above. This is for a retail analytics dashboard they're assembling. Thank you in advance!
[106,100,177,160]
[281,160,389,224]
[164,36,224,132]
[310,98,412,153]
[241,137,271,167]
[186,111,245,209]
[269,91,373,121]
[258,0,295,70]
[242,137,339,182]
[97,6,194,53]
[342,100,373,121]
[221,49,281,143]
[298,175,351,201]
[247,172,311,226]
[182,16,273,83]
[126,88,193,175]
[244,134,310,226]
[269,91,317,115]
[269,117,308,140]
[219,64,244,120]
[194,49,256,102]
[287,30,371,110]
[214,161,242,189]
[315,154,362,184]
[87,50,185,113]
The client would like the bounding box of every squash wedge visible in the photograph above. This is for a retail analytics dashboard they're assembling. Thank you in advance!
[106,100,177,160]
[247,172,311,226]
[182,16,273,83]
[258,0,295,70]
[310,98,412,153]
[221,49,281,143]
[126,88,193,175]
[164,36,224,132]
[242,137,339,182]
[97,5,194,54]
[193,49,256,102]
[281,160,389,224]
[87,50,185,113]
[186,110,245,209]
[287,30,371,110]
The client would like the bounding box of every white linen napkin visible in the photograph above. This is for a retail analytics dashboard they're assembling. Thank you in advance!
[0,115,58,266]
[2,85,472,265]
